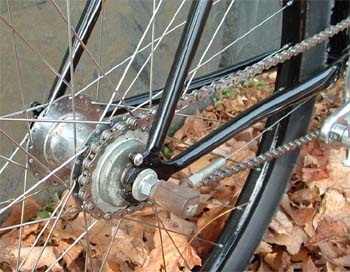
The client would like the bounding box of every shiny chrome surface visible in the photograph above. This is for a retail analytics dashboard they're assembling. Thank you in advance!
[320,57,350,166]
[90,129,147,213]
[29,94,100,183]
[131,168,159,201]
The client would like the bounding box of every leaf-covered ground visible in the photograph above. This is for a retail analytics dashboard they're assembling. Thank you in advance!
[250,80,350,271]
[0,74,349,271]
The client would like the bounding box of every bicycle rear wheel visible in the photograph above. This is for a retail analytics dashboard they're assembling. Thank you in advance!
[0,1,345,271]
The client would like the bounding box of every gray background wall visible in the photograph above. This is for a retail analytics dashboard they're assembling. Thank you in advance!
[0,0,281,216]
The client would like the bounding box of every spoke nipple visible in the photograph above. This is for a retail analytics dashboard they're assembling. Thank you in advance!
[286,0,294,7]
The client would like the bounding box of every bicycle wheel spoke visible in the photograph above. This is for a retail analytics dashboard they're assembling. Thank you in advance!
[92,103,224,124]
[0,217,61,232]
[175,113,225,123]
[0,117,111,125]
[18,199,70,269]
[183,0,236,97]
[109,0,187,117]
[82,211,94,272]
[96,0,105,101]
[21,184,76,271]
[151,204,191,271]
[188,202,250,248]
[189,1,293,75]
[166,136,227,159]
[98,219,122,272]
[121,214,223,248]
[0,128,68,187]
[154,205,167,272]
[199,201,245,209]
[76,20,186,96]
[0,154,27,170]
[149,0,157,110]
[0,104,48,119]
[15,146,29,271]
[0,188,47,213]
[65,0,77,155]
[100,0,164,120]
[44,220,98,272]
[6,0,33,144]
[48,0,133,116]
[0,15,72,92]
[0,148,84,216]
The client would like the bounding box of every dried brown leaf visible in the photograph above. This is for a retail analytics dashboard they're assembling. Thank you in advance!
[108,229,148,267]
[308,148,350,195]
[140,221,201,272]
[308,219,347,246]
[313,189,350,229]
[263,250,293,272]
[58,239,83,268]
[11,246,62,271]
[0,197,41,235]
[265,209,308,255]
[302,256,318,272]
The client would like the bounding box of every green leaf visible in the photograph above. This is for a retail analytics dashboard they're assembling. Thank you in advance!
[46,203,55,213]
[161,145,173,160]
[53,191,60,202]
[37,210,50,218]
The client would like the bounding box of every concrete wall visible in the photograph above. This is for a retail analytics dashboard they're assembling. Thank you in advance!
[0,0,281,218]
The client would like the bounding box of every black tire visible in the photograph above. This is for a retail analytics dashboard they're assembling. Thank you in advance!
[200,1,339,271]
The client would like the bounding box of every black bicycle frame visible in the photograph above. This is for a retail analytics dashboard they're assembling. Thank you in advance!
[48,0,343,181]
[134,0,340,180]
[141,65,337,179]
[141,0,213,164]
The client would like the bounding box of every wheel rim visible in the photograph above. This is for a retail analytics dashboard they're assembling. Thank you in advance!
[0,1,339,271]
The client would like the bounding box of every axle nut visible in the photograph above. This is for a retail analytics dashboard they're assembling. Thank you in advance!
[132,169,159,201]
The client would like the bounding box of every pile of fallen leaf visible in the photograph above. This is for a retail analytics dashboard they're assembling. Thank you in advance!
[0,73,349,271]
[250,80,350,271]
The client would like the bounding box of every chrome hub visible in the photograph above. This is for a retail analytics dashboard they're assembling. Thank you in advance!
[28,94,100,183]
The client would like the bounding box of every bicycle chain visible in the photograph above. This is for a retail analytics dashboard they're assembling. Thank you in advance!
[73,116,153,220]
[177,17,350,110]
[202,131,320,185]
[76,17,350,218]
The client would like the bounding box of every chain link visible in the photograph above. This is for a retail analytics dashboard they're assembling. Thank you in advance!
[77,17,350,217]
[202,131,320,185]
[73,117,152,220]
[178,17,350,109]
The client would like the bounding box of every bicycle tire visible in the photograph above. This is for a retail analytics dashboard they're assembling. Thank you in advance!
[201,1,339,271]
[0,1,346,271]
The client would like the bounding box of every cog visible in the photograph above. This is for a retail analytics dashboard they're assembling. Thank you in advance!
[71,119,149,220]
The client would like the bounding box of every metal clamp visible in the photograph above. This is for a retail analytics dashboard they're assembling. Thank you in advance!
[320,59,350,166]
